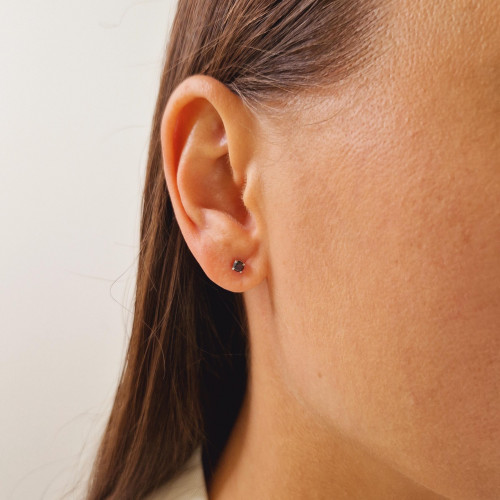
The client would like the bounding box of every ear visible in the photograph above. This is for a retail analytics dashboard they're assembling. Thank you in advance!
[160,74,267,293]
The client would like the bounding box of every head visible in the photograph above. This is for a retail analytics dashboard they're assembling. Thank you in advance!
[87,1,500,499]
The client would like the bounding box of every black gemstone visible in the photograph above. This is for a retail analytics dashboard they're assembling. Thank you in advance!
[232,260,245,272]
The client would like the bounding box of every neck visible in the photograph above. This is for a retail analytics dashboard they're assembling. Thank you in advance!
[207,284,447,500]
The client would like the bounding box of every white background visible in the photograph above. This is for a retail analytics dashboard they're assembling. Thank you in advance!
[0,1,178,498]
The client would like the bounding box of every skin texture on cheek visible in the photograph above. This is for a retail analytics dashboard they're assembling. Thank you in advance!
[250,0,500,498]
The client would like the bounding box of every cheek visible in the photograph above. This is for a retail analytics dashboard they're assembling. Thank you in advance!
[260,2,500,494]
[262,87,500,496]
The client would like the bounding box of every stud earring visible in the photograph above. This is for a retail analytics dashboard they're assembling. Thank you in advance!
[232,259,245,273]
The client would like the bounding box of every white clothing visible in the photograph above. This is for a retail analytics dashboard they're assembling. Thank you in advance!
[144,446,209,500]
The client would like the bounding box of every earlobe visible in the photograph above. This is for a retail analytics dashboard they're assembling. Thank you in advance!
[159,75,266,293]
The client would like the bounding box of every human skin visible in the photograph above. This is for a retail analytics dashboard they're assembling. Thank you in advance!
[159,0,500,498]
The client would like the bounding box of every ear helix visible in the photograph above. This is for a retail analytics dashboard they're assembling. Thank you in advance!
[231,259,245,273]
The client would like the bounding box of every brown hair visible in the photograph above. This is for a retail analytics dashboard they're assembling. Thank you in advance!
[86,1,384,499]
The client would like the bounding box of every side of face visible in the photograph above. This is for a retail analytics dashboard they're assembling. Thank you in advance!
[253,0,500,498]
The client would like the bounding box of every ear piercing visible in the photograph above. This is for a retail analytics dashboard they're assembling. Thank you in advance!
[232,259,245,273]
